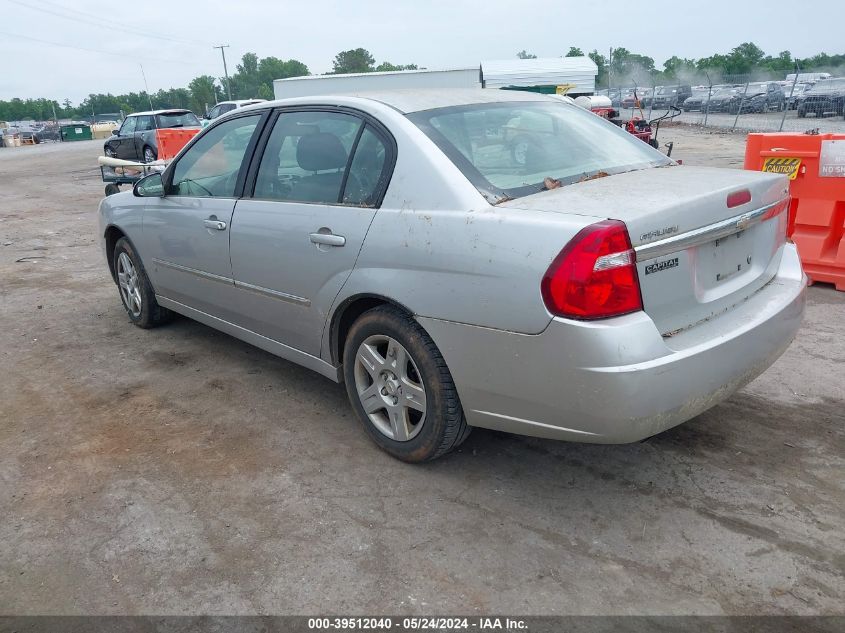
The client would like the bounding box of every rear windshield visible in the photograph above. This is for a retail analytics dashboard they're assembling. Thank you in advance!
[408,101,671,203]
[157,111,200,128]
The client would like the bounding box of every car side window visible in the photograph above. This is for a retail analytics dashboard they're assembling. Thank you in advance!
[136,115,154,132]
[342,126,388,206]
[253,111,363,204]
[208,105,220,119]
[120,117,136,136]
[168,114,261,198]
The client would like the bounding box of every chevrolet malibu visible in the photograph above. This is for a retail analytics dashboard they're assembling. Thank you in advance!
[98,90,806,462]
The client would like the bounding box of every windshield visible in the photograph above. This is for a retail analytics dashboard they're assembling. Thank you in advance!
[408,101,671,203]
[157,111,200,128]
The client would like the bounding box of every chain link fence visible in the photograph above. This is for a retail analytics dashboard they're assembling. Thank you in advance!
[601,73,845,134]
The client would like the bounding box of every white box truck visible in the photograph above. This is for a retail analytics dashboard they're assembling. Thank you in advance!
[274,67,481,99]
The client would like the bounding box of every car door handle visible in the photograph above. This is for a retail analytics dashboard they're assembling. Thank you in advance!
[203,219,227,231]
[309,232,346,247]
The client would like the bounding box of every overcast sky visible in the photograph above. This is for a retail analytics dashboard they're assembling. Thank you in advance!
[0,0,840,103]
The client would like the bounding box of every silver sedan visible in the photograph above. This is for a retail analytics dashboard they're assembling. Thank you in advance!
[98,90,806,461]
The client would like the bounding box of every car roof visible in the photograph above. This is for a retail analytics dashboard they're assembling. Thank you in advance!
[249,89,554,114]
[217,99,266,106]
[127,109,193,117]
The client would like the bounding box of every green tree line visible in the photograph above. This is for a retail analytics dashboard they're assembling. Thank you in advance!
[2,43,843,121]
[0,47,420,121]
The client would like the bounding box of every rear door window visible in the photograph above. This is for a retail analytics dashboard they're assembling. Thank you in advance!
[135,115,154,132]
[252,110,362,204]
[343,126,388,206]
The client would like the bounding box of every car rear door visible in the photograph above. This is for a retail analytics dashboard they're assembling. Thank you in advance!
[139,111,268,319]
[228,108,394,356]
[134,115,155,160]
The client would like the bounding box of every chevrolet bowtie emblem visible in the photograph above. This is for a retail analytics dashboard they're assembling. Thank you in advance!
[736,214,752,231]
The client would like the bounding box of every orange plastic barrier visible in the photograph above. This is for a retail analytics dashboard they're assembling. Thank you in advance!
[745,133,845,290]
[155,128,201,161]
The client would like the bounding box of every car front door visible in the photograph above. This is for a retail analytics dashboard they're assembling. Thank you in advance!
[229,109,394,356]
[139,111,267,319]
[111,117,137,159]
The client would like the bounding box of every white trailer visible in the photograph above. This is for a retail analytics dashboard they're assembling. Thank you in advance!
[481,57,598,94]
[274,67,481,99]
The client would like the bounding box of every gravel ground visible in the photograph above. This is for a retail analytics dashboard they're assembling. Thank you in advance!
[0,132,843,616]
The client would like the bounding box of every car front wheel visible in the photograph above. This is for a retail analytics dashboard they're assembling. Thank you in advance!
[343,306,470,462]
[113,237,171,328]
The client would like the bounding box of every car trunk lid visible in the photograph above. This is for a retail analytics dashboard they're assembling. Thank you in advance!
[500,165,790,335]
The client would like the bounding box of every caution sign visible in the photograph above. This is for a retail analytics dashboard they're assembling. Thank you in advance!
[819,140,845,178]
[762,157,801,180]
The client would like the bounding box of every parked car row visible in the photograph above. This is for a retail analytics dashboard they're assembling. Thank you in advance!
[681,78,845,118]
[602,77,845,119]
[0,121,62,144]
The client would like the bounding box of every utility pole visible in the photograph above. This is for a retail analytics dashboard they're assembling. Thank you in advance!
[214,44,232,100]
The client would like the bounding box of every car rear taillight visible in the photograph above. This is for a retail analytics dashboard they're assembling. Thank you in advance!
[541,220,643,320]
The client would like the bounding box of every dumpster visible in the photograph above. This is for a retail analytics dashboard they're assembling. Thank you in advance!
[60,124,93,142]
[745,133,845,290]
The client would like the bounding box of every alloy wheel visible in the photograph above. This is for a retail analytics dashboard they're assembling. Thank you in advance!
[353,335,427,441]
[116,252,142,317]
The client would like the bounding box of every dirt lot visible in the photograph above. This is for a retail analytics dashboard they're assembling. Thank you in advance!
[1,127,843,615]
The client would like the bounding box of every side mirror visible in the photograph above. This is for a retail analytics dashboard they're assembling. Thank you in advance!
[111,129,119,136]
[133,172,165,197]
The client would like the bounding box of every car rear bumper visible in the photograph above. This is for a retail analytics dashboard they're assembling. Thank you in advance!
[419,244,806,444]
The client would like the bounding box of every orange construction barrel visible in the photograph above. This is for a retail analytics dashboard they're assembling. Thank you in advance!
[745,133,845,290]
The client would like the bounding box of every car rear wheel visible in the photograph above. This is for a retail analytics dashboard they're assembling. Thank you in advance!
[143,146,156,163]
[343,305,470,462]
[113,237,171,329]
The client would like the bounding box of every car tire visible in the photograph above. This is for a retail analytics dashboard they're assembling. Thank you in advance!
[104,146,116,158]
[343,305,470,462]
[112,237,172,329]
[143,146,157,163]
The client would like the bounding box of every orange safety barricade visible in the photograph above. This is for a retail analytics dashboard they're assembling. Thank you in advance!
[155,128,201,161]
[745,133,845,290]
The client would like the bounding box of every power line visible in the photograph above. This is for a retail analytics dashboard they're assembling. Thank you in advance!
[0,30,204,67]
[4,0,213,48]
